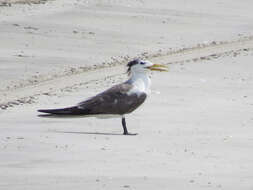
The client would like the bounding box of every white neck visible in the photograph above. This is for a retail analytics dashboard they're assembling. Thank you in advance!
[127,71,151,95]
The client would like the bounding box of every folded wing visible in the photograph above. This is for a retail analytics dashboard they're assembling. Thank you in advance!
[38,82,147,116]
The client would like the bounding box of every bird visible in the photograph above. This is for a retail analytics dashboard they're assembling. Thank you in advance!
[38,59,168,135]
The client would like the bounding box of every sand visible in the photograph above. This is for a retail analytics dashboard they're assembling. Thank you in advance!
[0,0,253,189]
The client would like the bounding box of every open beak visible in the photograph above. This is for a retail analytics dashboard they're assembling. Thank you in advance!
[147,64,168,72]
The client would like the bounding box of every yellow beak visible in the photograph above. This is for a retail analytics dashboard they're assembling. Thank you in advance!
[147,64,168,72]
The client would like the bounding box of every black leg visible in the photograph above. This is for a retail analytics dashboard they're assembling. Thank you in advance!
[121,116,137,135]
[122,116,128,135]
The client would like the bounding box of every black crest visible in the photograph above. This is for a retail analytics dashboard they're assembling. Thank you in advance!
[127,59,140,74]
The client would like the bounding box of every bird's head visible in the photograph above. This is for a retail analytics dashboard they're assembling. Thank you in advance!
[127,59,168,75]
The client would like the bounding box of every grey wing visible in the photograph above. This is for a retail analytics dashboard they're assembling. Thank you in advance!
[77,83,147,115]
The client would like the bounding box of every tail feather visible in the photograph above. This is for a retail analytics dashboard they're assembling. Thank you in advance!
[38,106,90,115]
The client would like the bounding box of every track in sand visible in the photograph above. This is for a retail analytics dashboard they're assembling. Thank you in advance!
[1,36,253,110]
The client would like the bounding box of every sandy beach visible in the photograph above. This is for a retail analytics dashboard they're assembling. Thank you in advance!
[1,0,253,189]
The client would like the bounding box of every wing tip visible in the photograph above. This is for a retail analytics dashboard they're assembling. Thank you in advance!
[37,109,49,113]
[37,106,85,115]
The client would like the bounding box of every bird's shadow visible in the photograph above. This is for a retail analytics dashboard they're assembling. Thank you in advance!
[52,130,123,136]
[39,114,128,136]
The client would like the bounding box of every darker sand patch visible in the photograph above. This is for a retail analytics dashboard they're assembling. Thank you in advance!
[0,0,51,6]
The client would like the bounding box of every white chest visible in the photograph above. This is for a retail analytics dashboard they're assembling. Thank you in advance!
[127,73,151,96]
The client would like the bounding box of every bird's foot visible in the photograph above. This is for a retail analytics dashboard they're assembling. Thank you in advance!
[123,132,138,136]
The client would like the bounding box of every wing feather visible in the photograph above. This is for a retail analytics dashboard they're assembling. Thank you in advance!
[77,82,147,115]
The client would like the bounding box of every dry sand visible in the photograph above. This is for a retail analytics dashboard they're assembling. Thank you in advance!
[1,0,253,189]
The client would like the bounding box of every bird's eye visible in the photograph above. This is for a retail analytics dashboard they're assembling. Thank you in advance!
[140,62,145,65]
